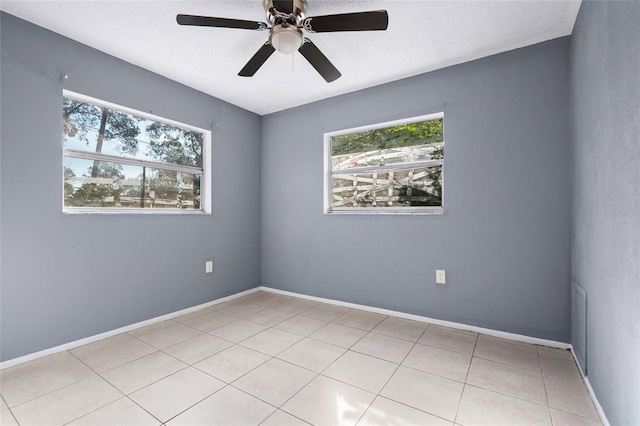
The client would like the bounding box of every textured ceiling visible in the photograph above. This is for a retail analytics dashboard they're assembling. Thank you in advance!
[1,1,581,115]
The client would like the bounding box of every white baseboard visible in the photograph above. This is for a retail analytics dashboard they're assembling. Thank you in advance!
[260,286,571,350]
[0,287,261,370]
[570,347,610,426]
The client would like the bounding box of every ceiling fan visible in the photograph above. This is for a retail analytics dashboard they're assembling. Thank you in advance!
[177,0,389,82]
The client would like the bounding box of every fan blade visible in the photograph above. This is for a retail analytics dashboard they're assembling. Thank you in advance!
[177,14,268,31]
[273,0,294,14]
[298,38,341,83]
[303,10,388,33]
[238,42,276,77]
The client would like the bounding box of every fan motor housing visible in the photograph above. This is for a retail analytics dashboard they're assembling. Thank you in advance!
[264,0,307,25]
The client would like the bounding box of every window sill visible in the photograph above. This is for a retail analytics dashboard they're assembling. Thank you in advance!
[325,207,444,216]
[63,208,210,215]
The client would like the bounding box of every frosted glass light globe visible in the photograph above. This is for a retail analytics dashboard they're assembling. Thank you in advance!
[270,26,303,54]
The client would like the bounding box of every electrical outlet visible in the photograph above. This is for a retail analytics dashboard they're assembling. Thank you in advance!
[436,269,446,284]
[205,261,213,274]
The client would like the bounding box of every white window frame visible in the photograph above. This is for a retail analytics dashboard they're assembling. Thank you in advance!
[324,113,444,215]
[62,90,212,215]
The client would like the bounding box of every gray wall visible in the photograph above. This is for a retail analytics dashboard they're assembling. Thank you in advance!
[0,13,262,361]
[570,2,640,424]
[262,38,572,342]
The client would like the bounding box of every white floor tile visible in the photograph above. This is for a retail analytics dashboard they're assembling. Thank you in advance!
[233,358,316,406]
[323,351,397,394]
[351,333,414,364]
[208,319,268,343]
[333,310,386,331]
[545,376,599,420]
[11,376,122,426]
[240,328,302,356]
[244,308,296,326]
[402,344,471,382]
[128,320,176,338]
[301,304,351,322]
[261,409,311,426]
[67,397,160,425]
[418,326,478,356]
[277,338,346,373]
[380,366,463,421]
[550,408,603,426]
[176,310,237,332]
[135,322,202,350]
[538,347,574,359]
[216,302,266,318]
[273,299,317,314]
[172,309,216,325]
[474,335,540,371]
[275,315,329,336]
[539,349,583,384]
[70,334,134,358]
[251,293,292,308]
[102,351,187,395]
[456,385,552,426]
[0,351,76,382]
[166,385,275,426]
[357,396,453,426]
[310,323,367,349]
[282,375,375,426]
[74,337,157,373]
[1,356,95,407]
[162,333,232,365]
[466,357,547,405]
[371,318,428,342]
[1,410,19,426]
[129,367,224,422]
[194,345,270,383]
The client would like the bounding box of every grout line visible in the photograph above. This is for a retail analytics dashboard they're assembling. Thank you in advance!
[537,346,553,419]
[453,329,480,424]
[3,354,107,412]
[257,408,311,426]
[66,350,166,425]
[453,383,467,425]
[154,382,230,425]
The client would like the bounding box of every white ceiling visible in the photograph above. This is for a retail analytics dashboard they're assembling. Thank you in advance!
[1,1,581,115]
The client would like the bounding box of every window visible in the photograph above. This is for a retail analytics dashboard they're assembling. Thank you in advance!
[62,91,211,213]
[324,113,444,214]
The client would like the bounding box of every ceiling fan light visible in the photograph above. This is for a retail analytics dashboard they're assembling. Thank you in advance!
[270,26,303,54]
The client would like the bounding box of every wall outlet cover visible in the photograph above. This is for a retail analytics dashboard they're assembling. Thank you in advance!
[205,261,213,273]
[436,269,446,284]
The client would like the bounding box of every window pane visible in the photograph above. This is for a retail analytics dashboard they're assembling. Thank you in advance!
[331,165,442,208]
[63,97,203,168]
[331,118,443,171]
[64,157,200,209]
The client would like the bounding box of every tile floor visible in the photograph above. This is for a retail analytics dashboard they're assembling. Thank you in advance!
[0,291,602,426]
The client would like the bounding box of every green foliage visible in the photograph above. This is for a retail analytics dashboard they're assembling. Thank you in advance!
[63,98,142,155]
[65,162,126,207]
[331,118,443,157]
[146,122,202,168]
[63,167,76,201]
